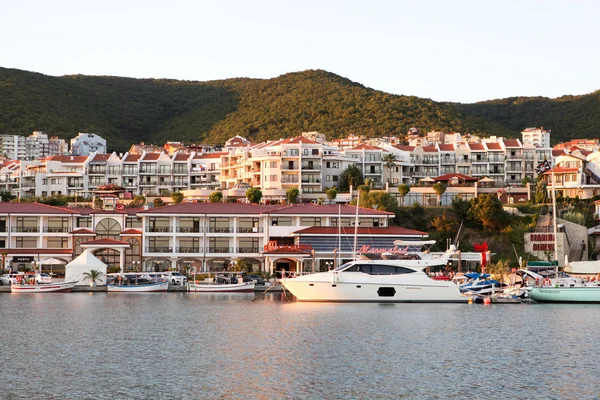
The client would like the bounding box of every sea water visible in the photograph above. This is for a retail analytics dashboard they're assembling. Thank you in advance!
[0,293,599,399]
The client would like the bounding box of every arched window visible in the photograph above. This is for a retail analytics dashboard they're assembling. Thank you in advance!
[95,218,122,240]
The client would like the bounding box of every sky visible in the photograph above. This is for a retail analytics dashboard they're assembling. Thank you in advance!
[2,0,599,103]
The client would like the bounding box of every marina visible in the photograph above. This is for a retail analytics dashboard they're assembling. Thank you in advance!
[1,292,599,399]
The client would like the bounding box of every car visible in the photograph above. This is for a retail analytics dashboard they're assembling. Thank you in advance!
[243,274,266,285]
[36,273,52,284]
[214,274,238,284]
[161,271,187,285]
[0,274,11,285]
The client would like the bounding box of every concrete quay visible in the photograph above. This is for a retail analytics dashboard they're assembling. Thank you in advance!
[0,284,282,293]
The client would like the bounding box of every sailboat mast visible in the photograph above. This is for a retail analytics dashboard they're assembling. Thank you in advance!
[353,190,360,261]
[337,203,341,268]
[551,167,559,276]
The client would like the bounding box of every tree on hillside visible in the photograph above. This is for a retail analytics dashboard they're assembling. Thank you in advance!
[171,192,184,204]
[338,164,364,192]
[397,184,410,206]
[431,211,458,238]
[467,194,508,232]
[286,187,300,204]
[432,182,447,206]
[246,187,262,204]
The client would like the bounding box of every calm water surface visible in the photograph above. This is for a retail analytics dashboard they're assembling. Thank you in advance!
[1,292,599,399]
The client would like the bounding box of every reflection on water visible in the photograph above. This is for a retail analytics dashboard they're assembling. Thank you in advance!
[1,293,599,399]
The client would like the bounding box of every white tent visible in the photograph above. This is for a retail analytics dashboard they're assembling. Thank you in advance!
[65,249,108,285]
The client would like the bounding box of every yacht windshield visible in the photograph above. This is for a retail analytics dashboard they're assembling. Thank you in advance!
[334,262,354,272]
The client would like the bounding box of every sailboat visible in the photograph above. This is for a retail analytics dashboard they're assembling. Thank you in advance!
[529,161,600,303]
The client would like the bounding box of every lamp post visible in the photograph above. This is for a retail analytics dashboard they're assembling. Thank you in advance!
[325,261,332,271]
[132,260,140,272]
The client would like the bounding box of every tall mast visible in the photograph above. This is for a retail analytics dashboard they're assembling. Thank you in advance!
[337,203,341,268]
[551,166,559,275]
[353,190,360,261]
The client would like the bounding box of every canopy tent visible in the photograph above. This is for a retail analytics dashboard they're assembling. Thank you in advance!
[65,249,107,285]
[419,177,435,183]
[40,258,65,265]
[478,177,495,183]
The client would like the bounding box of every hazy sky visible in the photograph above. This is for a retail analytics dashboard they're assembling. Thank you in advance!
[2,0,599,103]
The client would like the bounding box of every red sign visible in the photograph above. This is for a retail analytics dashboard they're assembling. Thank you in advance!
[116,204,125,210]
[263,241,313,252]
[358,245,408,255]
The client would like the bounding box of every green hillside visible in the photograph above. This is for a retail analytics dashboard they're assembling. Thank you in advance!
[0,68,514,151]
[454,91,600,144]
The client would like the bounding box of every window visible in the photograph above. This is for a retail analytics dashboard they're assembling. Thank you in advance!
[345,264,415,275]
[271,217,292,226]
[290,149,299,156]
[303,149,308,155]
[333,162,339,168]
[270,161,277,168]
[326,176,331,182]
[270,175,278,182]
[96,218,123,239]
[47,217,69,232]
[312,149,319,155]
[48,237,69,248]
[179,217,200,232]
[333,175,338,182]
[16,237,38,248]
[326,162,331,168]
[301,217,321,226]
[16,217,38,232]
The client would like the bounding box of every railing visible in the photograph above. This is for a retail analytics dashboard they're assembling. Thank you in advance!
[139,180,157,186]
[145,247,173,253]
[88,169,106,175]
[236,227,263,233]
[139,169,158,174]
[238,247,260,253]
[301,179,321,184]
[177,227,202,233]
[11,227,40,233]
[176,247,202,253]
[281,165,299,171]
[122,169,139,175]
[145,227,173,232]
[301,164,321,170]
[206,227,234,233]
[42,227,70,233]
[282,177,299,183]
[364,169,382,175]
[208,247,233,253]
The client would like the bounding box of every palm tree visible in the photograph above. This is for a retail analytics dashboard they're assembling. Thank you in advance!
[382,153,397,185]
[82,269,104,287]
[398,184,410,206]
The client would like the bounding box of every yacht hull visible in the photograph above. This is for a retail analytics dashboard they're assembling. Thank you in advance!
[282,279,466,303]
[529,286,600,303]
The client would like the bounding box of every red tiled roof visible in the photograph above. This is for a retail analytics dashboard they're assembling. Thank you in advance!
[0,202,80,214]
[121,229,142,235]
[543,168,579,174]
[434,173,478,182]
[268,204,394,216]
[423,146,438,153]
[503,139,521,148]
[468,143,485,151]
[48,156,88,163]
[71,229,96,235]
[438,144,455,151]
[90,154,111,162]
[2,249,73,255]
[194,152,226,159]
[348,144,383,151]
[142,153,160,161]
[174,153,190,161]
[486,142,503,150]
[80,238,131,246]
[293,226,428,235]
[287,137,318,145]
[393,145,415,152]
[123,154,141,162]
[552,149,566,157]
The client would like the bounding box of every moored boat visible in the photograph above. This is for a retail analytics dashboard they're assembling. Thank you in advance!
[107,281,169,292]
[281,255,467,303]
[10,280,77,293]
[188,281,255,292]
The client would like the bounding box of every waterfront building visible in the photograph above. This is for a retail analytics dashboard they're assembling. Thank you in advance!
[0,135,26,160]
[70,132,107,156]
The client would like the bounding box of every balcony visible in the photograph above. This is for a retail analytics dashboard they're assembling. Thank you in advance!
[364,169,382,175]
[11,227,40,233]
[139,169,157,175]
[301,164,321,170]
[176,247,202,253]
[43,227,70,233]
[238,247,260,253]
[281,177,299,184]
[145,247,173,253]
[145,226,173,233]
[177,227,202,233]
[139,180,158,186]
[301,178,321,184]
[208,247,233,253]
[236,227,263,233]
[88,168,106,175]
[207,227,234,233]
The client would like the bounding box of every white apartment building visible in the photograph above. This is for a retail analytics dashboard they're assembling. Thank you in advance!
[70,132,107,156]
[0,135,27,160]
[521,127,551,148]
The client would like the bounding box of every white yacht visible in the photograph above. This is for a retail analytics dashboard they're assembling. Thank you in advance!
[281,255,466,303]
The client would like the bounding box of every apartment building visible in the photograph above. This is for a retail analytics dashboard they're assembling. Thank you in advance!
[70,132,107,156]
[0,135,26,160]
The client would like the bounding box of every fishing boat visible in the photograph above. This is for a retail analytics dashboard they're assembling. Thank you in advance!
[281,255,466,303]
[10,280,77,293]
[107,273,169,292]
[188,272,255,293]
[529,161,600,303]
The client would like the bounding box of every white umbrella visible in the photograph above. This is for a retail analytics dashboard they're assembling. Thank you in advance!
[41,258,64,265]
[419,177,435,182]
[479,177,495,183]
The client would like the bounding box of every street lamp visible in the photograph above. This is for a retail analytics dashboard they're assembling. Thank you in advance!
[132,261,140,272]
[325,261,332,271]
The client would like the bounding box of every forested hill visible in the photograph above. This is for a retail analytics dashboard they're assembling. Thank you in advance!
[1,67,597,151]
[0,68,511,151]
[453,90,600,144]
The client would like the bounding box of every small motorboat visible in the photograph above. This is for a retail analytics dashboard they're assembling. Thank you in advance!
[188,272,255,292]
[459,273,503,295]
[11,280,77,293]
[107,273,169,292]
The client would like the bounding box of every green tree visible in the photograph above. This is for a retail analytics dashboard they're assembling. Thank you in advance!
[361,191,398,213]
[338,164,365,192]
[535,177,548,204]
[431,211,458,238]
[468,194,508,232]
[382,153,397,184]
[171,191,184,204]
[0,190,16,202]
[286,187,300,204]
[397,184,410,206]
[246,187,263,204]
[209,191,223,203]
[326,187,337,201]
[451,197,471,222]
[129,195,146,208]
[82,269,104,285]
[432,182,447,206]
[153,198,165,208]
